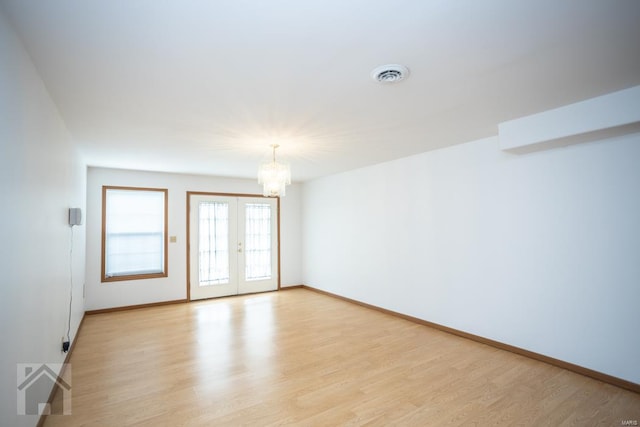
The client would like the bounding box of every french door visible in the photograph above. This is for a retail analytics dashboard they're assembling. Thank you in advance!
[188,193,278,300]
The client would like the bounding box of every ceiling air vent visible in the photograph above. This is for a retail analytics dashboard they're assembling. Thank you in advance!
[371,64,410,84]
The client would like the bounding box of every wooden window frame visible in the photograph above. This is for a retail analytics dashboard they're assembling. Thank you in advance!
[101,186,169,282]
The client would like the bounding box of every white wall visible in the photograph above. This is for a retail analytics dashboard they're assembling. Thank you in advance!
[85,167,302,310]
[0,10,86,427]
[302,132,640,384]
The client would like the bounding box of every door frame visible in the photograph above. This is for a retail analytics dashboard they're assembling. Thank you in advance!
[186,191,281,301]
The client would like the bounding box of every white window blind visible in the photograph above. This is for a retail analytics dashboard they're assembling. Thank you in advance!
[104,188,166,279]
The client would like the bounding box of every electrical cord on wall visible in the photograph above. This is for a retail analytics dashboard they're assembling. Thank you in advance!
[66,225,74,347]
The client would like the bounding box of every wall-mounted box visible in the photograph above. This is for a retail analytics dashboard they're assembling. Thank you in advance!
[69,207,82,226]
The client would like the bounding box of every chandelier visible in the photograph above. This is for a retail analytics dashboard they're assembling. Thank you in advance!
[258,144,291,197]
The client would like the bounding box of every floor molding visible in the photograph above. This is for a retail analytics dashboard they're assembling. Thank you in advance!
[301,285,640,394]
[85,299,187,315]
[37,312,86,427]
[279,284,304,290]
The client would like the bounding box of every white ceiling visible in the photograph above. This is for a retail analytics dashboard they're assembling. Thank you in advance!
[3,0,640,181]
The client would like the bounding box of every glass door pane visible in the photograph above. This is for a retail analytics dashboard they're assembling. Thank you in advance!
[198,202,230,285]
[244,203,272,281]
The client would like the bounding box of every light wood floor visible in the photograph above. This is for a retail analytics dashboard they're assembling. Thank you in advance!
[44,288,640,426]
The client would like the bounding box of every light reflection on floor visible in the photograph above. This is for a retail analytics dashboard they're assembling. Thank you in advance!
[191,293,277,395]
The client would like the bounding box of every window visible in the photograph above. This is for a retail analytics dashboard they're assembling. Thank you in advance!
[102,186,168,282]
